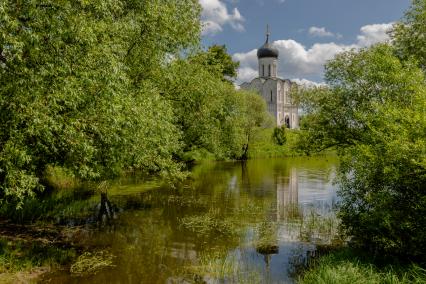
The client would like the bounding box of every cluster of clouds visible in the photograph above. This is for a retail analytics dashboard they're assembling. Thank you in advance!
[234,23,394,84]
[199,0,245,35]
[199,0,395,85]
[199,0,286,35]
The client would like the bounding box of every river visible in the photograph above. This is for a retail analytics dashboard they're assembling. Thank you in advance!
[45,156,339,284]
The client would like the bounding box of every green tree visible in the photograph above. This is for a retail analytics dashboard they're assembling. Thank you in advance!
[239,90,273,160]
[0,0,201,206]
[159,57,270,161]
[190,45,239,83]
[299,44,426,259]
[391,0,426,71]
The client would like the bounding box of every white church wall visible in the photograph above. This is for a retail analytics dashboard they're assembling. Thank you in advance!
[258,58,278,78]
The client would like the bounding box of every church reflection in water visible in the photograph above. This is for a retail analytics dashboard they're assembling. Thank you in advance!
[276,167,300,222]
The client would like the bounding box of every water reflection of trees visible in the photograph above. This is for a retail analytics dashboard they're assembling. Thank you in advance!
[58,157,338,283]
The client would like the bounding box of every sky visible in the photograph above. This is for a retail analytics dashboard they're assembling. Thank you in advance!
[199,0,411,85]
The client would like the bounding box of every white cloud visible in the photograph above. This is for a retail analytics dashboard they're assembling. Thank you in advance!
[202,20,223,35]
[199,0,245,35]
[308,26,342,39]
[234,23,394,84]
[308,27,334,38]
[236,66,259,83]
[356,23,393,47]
[291,78,326,88]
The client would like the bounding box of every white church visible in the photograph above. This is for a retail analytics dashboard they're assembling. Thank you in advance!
[240,28,299,129]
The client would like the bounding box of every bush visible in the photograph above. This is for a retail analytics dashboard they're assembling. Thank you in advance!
[272,126,287,145]
[298,44,426,260]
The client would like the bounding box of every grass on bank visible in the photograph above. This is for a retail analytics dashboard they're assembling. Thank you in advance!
[249,128,302,159]
[0,237,77,283]
[298,247,426,284]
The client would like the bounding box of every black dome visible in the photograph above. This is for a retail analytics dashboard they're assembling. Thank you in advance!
[257,29,279,59]
[257,42,279,58]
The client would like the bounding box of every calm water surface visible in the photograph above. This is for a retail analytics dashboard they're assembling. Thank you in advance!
[46,156,338,284]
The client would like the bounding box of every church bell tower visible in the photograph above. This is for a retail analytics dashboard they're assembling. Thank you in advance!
[257,25,279,78]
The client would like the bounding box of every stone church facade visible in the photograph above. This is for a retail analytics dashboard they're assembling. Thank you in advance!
[240,29,299,129]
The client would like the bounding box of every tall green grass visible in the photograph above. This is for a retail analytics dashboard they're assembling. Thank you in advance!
[0,237,77,283]
[298,247,426,284]
[43,165,81,191]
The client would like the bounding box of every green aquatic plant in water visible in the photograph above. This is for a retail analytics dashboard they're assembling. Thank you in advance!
[184,250,261,284]
[254,221,279,255]
[167,195,208,210]
[179,209,240,238]
[70,250,116,276]
[299,209,340,244]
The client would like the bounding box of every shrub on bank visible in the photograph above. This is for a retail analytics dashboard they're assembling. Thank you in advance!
[272,126,287,146]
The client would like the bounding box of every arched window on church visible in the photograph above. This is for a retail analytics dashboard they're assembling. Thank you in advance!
[270,90,273,102]
[262,65,265,76]
[268,65,271,77]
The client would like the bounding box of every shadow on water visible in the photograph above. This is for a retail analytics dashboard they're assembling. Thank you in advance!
[43,156,339,283]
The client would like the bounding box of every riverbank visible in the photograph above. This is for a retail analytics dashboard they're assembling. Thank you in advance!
[248,128,334,159]
[248,128,300,158]
[298,246,426,284]
[178,128,315,163]
[0,222,79,283]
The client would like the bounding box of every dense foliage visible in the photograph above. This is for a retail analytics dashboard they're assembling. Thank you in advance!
[392,0,426,70]
[0,0,270,207]
[159,59,269,161]
[299,40,426,259]
[189,45,239,83]
[272,126,287,146]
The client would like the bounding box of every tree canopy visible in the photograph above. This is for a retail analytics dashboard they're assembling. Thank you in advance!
[299,41,426,258]
[190,45,240,82]
[392,0,426,71]
[0,0,270,207]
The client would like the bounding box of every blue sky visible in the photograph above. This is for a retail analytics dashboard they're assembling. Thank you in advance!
[199,0,411,84]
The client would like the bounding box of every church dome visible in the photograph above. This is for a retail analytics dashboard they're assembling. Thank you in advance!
[257,42,279,59]
[257,26,279,59]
